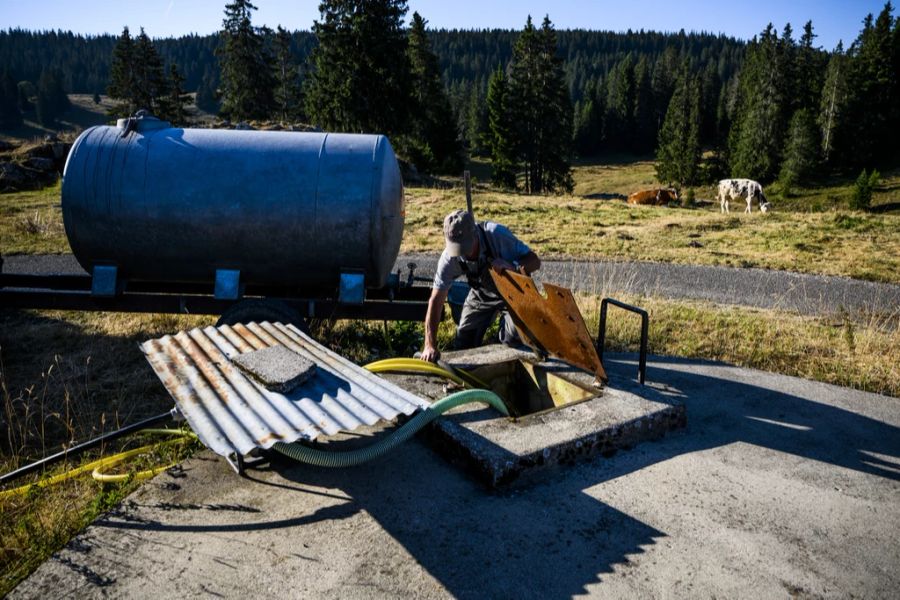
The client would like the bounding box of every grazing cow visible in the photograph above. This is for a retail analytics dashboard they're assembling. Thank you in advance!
[627,188,679,206]
[718,179,770,213]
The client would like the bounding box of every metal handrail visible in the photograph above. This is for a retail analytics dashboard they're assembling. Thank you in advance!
[596,298,649,384]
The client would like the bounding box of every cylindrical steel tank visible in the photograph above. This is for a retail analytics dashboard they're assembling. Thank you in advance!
[61,115,404,289]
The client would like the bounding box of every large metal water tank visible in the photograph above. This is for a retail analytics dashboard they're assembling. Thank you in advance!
[61,115,404,289]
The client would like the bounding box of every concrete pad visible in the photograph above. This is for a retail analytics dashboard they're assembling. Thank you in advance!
[384,345,685,487]
[11,355,900,599]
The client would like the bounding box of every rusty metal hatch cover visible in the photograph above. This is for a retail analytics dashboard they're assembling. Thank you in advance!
[490,270,607,384]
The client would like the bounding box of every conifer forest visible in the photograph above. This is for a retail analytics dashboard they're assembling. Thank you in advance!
[0,0,898,192]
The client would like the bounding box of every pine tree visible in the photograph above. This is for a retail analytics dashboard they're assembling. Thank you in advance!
[132,28,169,114]
[0,69,22,129]
[218,0,276,121]
[107,26,136,116]
[304,0,412,136]
[406,12,463,173]
[604,55,635,151]
[195,66,220,114]
[818,41,850,163]
[157,63,190,125]
[655,63,700,191]
[843,2,896,165]
[778,109,819,193]
[507,16,573,193]
[465,85,488,157]
[486,64,517,188]
[273,26,302,123]
[35,68,69,126]
[633,56,655,153]
[572,77,605,156]
[17,81,34,114]
[796,21,825,113]
[729,25,789,181]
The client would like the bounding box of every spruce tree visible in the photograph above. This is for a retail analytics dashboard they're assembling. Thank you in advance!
[818,41,850,163]
[406,12,463,173]
[655,63,700,192]
[196,66,220,114]
[633,56,656,153]
[304,0,412,136]
[218,0,276,121]
[107,26,136,116]
[572,77,605,156]
[132,28,169,114]
[465,85,488,157]
[778,109,819,194]
[843,2,896,165]
[604,55,636,151]
[796,21,825,114]
[486,64,517,188]
[507,16,573,193]
[35,68,69,126]
[17,81,34,114]
[0,69,22,129]
[157,63,190,125]
[273,26,302,123]
[729,25,788,181]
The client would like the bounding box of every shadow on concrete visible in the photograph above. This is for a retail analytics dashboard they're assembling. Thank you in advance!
[260,353,898,598]
[628,354,900,482]
[91,353,899,598]
[261,441,666,599]
[95,500,359,533]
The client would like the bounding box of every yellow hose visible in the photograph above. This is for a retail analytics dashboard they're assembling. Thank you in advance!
[364,357,490,389]
[91,430,197,483]
[0,428,196,499]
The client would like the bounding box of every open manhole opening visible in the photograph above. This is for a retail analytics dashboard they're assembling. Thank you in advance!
[468,358,601,419]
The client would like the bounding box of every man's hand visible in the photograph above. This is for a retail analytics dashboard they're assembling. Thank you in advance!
[490,258,516,274]
[420,344,441,363]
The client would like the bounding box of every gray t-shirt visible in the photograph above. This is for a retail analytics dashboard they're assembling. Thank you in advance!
[432,221,531,291]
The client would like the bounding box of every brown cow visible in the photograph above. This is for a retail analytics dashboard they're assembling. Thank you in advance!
[627,188,678,206]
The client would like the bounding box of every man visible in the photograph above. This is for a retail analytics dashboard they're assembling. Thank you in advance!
[420,209,541,363]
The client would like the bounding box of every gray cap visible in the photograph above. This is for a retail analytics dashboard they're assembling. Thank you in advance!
[443,209,477,257]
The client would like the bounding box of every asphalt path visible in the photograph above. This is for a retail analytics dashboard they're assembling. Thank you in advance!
[3,252,898,316]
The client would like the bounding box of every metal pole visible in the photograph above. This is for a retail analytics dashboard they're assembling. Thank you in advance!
[464,170,473,216]
[0,409,177,485]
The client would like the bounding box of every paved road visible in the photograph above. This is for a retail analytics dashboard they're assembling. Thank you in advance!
[11,355,900,599]
[4,253,898,316]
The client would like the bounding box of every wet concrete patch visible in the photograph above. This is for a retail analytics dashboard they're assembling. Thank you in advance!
[385,345,686,488]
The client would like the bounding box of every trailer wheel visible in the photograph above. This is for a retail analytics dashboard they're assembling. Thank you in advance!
[216,299,309,333]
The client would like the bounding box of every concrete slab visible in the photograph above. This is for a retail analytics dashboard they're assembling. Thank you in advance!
[384,345,686,487]
[231,344,316,393]
[11,354,900,599]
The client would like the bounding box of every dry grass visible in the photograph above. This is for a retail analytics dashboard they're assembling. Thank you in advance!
[575,294,900,398]
[0,310,215,595]
[402,164,900,282]
[0,182,68,254]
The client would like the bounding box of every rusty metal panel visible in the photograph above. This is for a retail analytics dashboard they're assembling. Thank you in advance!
[140,321,430,458]
[490,270,608,383]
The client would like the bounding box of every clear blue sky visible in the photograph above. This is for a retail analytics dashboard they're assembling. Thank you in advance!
[0,0,890,50]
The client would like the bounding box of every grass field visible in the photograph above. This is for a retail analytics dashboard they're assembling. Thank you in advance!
[1,153,899,594]
[404,164,900,282]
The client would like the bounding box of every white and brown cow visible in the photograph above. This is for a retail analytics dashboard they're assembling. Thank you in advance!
[718,179,770,213]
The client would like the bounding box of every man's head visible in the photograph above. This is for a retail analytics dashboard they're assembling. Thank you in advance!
[443,209,477,258]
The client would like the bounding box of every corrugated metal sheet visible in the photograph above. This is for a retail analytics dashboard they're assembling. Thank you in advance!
[140,321,430,458]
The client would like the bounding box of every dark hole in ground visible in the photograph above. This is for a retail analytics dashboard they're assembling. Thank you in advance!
[468,358,600,418]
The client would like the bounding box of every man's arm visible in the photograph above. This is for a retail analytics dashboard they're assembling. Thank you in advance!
[490,251,541,275]
[421,286,450,362]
